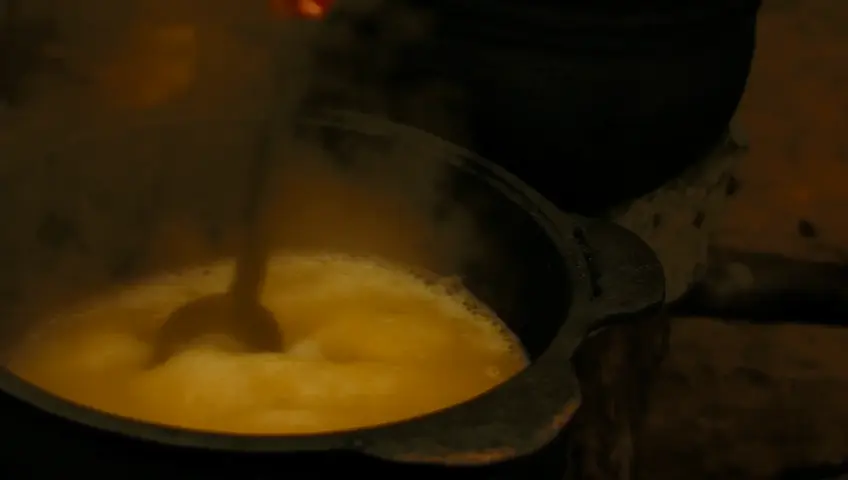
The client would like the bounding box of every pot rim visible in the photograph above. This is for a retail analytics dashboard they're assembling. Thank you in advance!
[0,110,594,465]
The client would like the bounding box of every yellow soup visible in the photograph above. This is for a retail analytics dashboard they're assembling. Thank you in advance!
[8,253,528,434]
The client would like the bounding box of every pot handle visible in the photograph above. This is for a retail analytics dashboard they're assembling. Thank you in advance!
[351,218,665,467]
[571,216,666,333]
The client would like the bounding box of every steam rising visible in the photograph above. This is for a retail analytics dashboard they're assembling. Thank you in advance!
[0,1,499,357]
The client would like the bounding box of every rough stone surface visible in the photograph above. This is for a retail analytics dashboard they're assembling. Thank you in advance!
[566,0,848,477]
[566,313,670,480]
[609,129,745,303]
[640,317,848,479]
[639,1,848,478]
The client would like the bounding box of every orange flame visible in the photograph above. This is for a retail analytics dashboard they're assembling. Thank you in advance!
[269,0,334,19]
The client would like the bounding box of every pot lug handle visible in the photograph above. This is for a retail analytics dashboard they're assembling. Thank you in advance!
[349,222,662,467]
[572,217,665,333]
[352,366,582,467]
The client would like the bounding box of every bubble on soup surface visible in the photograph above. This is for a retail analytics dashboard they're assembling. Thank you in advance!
[271,360,405,406]
[285,338,324,360]
[306,311,459,364]
[132,349,263,422]
[19,330,151,375]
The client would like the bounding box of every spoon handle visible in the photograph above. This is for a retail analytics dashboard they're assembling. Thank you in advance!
[229,115,275,306]
[229,20,314,305]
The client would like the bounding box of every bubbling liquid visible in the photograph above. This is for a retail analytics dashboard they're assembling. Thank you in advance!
[8,253,528,434]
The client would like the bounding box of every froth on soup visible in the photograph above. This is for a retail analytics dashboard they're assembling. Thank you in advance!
[8,253,528,434]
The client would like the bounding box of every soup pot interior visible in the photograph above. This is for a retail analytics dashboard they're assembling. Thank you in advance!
[0,112,666,472]
[0,112,571,360]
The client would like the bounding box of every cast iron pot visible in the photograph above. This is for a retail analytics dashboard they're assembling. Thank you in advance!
[0,111,663,478]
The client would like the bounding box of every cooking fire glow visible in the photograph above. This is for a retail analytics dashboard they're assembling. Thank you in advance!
[269,0,334,19]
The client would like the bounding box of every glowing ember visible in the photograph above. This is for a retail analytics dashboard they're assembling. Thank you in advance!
[269,0,334,19]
